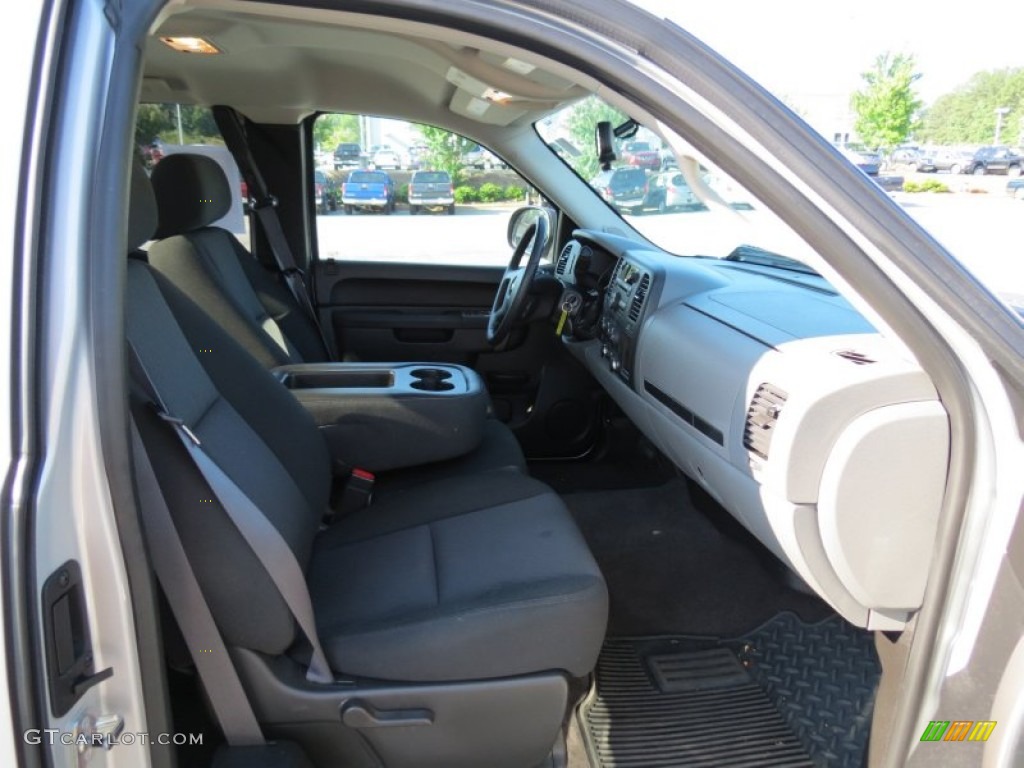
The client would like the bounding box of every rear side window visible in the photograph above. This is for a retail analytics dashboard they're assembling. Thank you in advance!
[613,170,646,186]
[412,172,450,183]
[134,103,248,243]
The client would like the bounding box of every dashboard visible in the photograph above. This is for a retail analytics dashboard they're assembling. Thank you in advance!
[555,230,950,631]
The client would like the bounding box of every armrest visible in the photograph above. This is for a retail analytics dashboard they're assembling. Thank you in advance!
[273,363,489,473]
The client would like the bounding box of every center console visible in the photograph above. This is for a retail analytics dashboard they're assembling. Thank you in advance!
[273,363,490,472]
[598,258,653,385]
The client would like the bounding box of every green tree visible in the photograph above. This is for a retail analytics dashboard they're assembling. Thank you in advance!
[313,113,360,153]
[135,103,174,146]
[850,52,922,150]
[416,125,473,184]
[920,68,1024,146]
[565,96,627,179]
[133,103,223,148]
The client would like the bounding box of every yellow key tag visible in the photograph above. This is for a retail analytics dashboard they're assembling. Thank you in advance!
[555,309,568,335]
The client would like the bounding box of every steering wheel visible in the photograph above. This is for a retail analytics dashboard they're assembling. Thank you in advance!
[487,214,550,347]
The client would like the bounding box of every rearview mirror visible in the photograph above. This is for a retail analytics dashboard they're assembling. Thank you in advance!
[595,121,616,171]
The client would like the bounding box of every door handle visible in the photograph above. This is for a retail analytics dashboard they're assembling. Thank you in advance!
[41,561,113,716]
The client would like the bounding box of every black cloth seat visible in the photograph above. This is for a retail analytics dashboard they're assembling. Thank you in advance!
[127,162,607,684]
[310,470,606,681]
[145,153,525,478]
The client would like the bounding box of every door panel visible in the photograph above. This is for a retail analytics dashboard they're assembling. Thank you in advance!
[318,261,500,363]
[314,259,601,458]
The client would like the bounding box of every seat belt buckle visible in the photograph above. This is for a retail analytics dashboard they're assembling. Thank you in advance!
[339,468,374,517]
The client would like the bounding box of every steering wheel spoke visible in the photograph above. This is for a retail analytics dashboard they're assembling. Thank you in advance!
[487,214,550,347]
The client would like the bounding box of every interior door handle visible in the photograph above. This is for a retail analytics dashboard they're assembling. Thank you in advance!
[341,701,434,728]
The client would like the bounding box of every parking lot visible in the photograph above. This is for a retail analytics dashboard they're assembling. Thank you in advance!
[306,184,1022,306]
[315,204,519,266]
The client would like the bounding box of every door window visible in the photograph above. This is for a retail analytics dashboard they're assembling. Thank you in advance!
[313,113,539,266]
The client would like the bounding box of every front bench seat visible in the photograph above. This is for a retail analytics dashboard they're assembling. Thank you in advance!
[145,153,526,485]
[127,163,607,765]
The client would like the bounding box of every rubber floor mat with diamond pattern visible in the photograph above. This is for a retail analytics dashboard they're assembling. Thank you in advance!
[580,639,814,767]
[580,613,879,767]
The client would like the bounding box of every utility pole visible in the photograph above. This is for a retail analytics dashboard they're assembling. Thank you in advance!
[175,103,185,145]
[994,107,1009,145]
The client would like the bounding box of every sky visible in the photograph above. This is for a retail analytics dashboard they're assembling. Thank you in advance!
[628,0,1024,106]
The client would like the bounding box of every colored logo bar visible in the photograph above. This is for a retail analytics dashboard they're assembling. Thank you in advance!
[920,720,997,742]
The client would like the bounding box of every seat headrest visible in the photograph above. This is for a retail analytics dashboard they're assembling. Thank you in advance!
[150,153,232,238]
[129,160,158,251]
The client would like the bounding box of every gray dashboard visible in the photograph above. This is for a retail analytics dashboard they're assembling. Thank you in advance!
[559,230,949,630]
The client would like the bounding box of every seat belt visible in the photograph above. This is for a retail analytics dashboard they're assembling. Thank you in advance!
[129,419,266,746]
[128,343,333,685]
[212,105,336,361]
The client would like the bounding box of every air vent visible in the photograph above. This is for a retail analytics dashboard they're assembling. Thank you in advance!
[555,243,573,276]
[743,383,788,460]
[628,273,651,322]
[834,349,876,365]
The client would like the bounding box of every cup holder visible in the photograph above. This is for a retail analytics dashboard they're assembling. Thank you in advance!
[410,368,453,380]
[410,368,456,392]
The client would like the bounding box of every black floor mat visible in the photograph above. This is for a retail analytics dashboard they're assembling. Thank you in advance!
[580,615,880,768]
[564,480,831,636]
[729,613,880,768]
[580,638,814,767]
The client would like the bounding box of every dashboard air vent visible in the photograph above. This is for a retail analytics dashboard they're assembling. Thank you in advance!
[555,243,573,276]
[628,273,651,322]
[834,349,876,365]
[743,383,788,460]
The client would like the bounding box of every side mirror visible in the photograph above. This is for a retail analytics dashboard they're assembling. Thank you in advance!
[507,205,555,250]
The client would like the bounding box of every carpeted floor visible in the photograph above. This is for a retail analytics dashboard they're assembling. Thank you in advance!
[562,479,831,637]
[527,417,677,494]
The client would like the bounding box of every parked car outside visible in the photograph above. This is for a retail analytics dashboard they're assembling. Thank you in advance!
[333,142,363,169]
[407,144,430,170]
[313,169,338,214]
[620,141,661,170]
[837,144,882,175]
[1007,177,1024,200]
[341,169,395,213]
[408,170,455,214]
[590,166,649,213]
[888,146,921,167]
[642,170,699,212]
[463,144,507,169]
[968,145,1023,176]
[370,147,402,170]
[918,147,975,174]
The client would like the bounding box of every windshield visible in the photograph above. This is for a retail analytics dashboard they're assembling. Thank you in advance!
[536,96,822,270]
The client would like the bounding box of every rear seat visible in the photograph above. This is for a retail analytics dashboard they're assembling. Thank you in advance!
[128,161,607,761]
[145,154,526,488]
